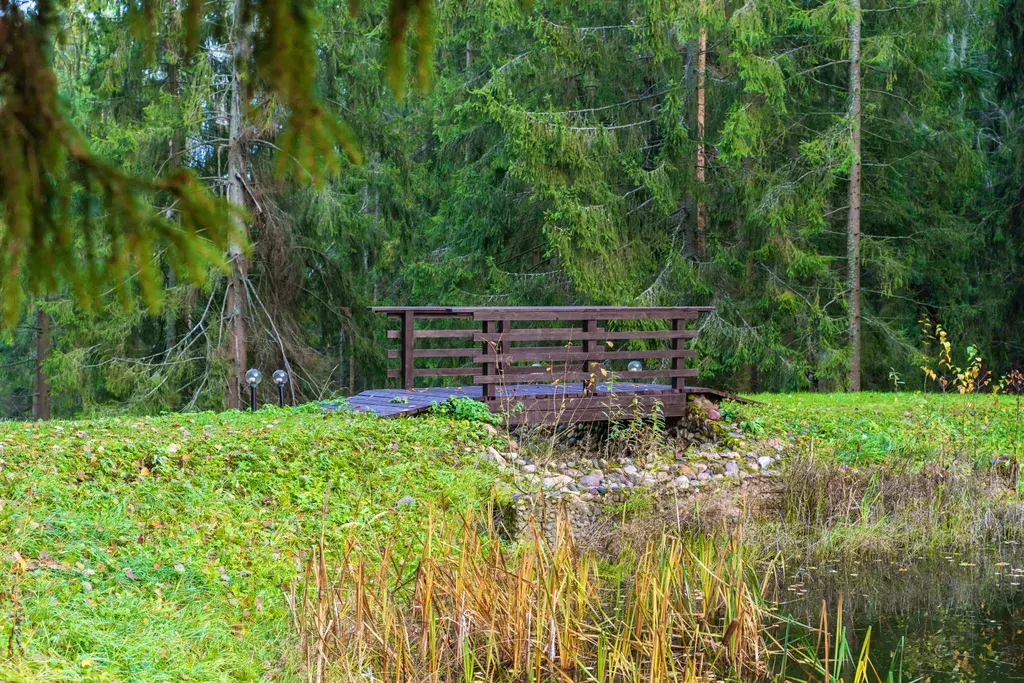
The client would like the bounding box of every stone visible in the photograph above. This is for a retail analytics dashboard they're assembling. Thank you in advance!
[677,464,696,477]
[522,464,538,473]
[671,476,690,489]
[482,424,499,436]
[543,475,573,489]
[698,471,712,481]
[396,496,416,507]
[484,447,507,466]
[707,409,721,421]
[622,465,639,476]
[757,455,773,470]
[639,473,660,487]
[506,439,519,452]
[579,474,603,488]
[724,462,740,477]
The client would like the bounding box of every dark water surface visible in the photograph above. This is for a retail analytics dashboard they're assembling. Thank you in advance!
[777,544,1024,682]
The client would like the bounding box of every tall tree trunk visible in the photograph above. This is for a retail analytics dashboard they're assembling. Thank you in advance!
[680,40,696,257]
[225,0,250,409]
[695,8,708,259]
[164,55,180,361]
[33,304,51,420]
[847,0,863,391]
[465,39,474,163]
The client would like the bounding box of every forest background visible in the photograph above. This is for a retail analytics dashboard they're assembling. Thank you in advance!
[2,0,1023,417]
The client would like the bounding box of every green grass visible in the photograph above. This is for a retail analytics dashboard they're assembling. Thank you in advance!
[727,392,1024,559]
[0,406,503,682]
[735,391,1024,468]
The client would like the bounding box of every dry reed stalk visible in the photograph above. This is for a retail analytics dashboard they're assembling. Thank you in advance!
[289,508,771,682]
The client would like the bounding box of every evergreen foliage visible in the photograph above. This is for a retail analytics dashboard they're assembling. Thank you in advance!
[1,0,1022,416]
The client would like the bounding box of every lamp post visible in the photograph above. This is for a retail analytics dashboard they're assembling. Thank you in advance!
[272,369,289,407]
[244,368,262,411]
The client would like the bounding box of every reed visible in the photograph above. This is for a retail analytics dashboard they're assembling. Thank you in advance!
[289,510,770,682]
[288,507,910,682]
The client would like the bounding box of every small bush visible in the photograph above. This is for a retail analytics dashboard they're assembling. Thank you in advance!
[430,396,503,425]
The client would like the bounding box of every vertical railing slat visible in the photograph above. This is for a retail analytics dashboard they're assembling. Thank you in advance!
[672,317,686,392]
[401,310,415,390]
[481,320,495,399]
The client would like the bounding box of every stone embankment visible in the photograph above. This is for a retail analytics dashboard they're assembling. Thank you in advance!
[477,399,787,540]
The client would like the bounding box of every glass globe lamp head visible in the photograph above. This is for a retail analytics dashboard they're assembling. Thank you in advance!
[245,368,263,387]
[272,369,289,386]
[627,360,643,373]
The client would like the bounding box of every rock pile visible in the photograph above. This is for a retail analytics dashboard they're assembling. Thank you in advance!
[478,427,789,540]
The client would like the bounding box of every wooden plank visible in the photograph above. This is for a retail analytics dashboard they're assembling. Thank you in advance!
[474,329,697,342]
[496,319,508,372]
[473,349,697,363]
[388,368,476,378]
[388,347,476,359]
[481,320,495,400]
[581,319,597,395]
[414,367,477,377]
[373,306,714,314]
[672,318,687,391]
[372,307,474,318]
[505,401,688,426]
[471,309,704,322]
[388,329,477,339]
[473,369,698,384]
[401,310,414,390]
[497,392,688,414]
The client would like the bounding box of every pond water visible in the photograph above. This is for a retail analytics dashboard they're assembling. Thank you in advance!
[777,543,1024,682]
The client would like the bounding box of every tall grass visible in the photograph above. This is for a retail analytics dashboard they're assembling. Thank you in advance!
[288,509,906,683]
[753,441,1024,559]
[289,511,769,682]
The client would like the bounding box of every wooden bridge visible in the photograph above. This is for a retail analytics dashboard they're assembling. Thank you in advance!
[344,306,726,425]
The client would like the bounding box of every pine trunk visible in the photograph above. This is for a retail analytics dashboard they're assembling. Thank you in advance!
[695,16,708,259]
[33,304,51,420]
[847,0,863,391]
[164,54,180,360]
[225,0,250,410]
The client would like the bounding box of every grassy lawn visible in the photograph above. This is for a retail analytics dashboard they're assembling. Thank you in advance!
[3,392,1022,681]
[0,407,502,682]
[737,391,1024,467]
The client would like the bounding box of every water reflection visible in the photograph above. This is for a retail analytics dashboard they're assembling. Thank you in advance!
[775,544,1024,682]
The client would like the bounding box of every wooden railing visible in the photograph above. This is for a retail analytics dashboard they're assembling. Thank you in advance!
[373,306,713,401]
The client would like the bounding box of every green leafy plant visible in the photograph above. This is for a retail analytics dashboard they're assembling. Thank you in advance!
[430,396,502,425]
[740,417,767,437]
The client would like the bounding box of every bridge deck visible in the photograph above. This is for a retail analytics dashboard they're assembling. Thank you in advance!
[334,383,740,420]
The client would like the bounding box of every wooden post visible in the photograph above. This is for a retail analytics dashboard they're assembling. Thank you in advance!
[401,310,415,390]
[481,320,495,399]
[496,319,507,372]
[672,318,687,392]
[582,319,595,396]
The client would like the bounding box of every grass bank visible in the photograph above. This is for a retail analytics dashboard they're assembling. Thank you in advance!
[0,407,502,681]
[738,391,1024,468]
[729,392,1024,559]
